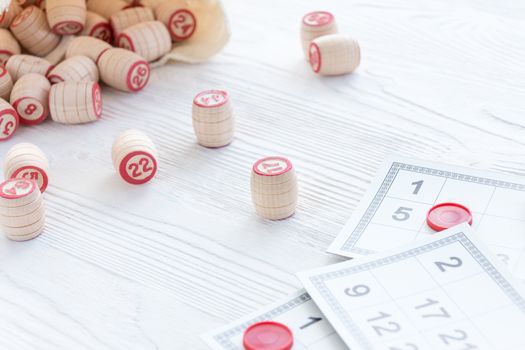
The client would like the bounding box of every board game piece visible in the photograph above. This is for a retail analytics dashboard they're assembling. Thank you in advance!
[243,321,293,350]
[0,98,19,142]
[251,156,298,220]
[10,73,50,125]
[300,223,525,350]
[86,0,128,19]
[44,35,76,66]
[203,289,348,350]
[328,156,525,282]
[97,48,150,92]
[0,0,23,29]
[300,11,337,60]
[10,6,60,57]
[112,129,158,185]
[0,191,42,218]
[81,11,112,43]
[117,21,172,62]
[0,178,45,242]
[46,0,86,35]
[110,7,154,37]
[192,89,235,148]
[155,0,197,42]
[1,202,44,228]
[0,66,14,101]
[47,56,99,84]
[4,143,50,192]
[49,81,102,124]
[427,202,473,232]
[309,34,360,76]
[0,28,21,65]
[65,36,112,64]
[1,213,45,241]
[6,55,53,82]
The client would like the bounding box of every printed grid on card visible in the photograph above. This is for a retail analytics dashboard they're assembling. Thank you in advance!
[202,290,348,350]
[302,225,525,350]
[328,156,525,280]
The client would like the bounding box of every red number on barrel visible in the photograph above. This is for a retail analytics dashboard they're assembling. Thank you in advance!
[127,157,153,178]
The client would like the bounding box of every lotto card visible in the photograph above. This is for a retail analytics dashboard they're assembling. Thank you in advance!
[300,224,525,350]
[328,156,525,281]
[202,289,348,350]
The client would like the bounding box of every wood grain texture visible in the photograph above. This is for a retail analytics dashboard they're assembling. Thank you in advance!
[1,0,525,348]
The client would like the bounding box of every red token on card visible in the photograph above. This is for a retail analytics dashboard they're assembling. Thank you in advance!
[426,202,473,232]
[243,321,293,350]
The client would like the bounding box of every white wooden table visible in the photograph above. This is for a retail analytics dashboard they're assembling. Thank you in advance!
[2,0,525,348]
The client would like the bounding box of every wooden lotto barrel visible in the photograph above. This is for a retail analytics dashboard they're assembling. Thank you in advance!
[112,130,158,185]
[46,0,87,35]
[0,28,21,66]
[97,48,150,92]
[87,0,129,19]
[66,36,112,63]
[0,98,19,142]
[0,66,13,101]
[309,34,360,76]
[110,7,154,37]
[10,6,60,57]
[10,73,50,125]
[47,56,99,84]
[116,21,171,62]
[0,178,45,241]
[0,1,23,29]
[81,11,112,43]
[155,0,197,42]
[6,55,53,82]
[192,90,235,148]
[49,81,102,124]
[300,11,338,60]
[250,156,298,220]
[4,143,50,193]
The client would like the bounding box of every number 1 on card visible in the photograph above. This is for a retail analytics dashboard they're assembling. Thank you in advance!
[411,180,424,195]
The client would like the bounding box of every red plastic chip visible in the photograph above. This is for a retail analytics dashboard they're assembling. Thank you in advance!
[427,202,473,232]
[243,321,293,350]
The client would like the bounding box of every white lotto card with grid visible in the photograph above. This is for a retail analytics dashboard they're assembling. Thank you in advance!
[328,156,525,281]
[202,290,348,350]
[300,224,525,350]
